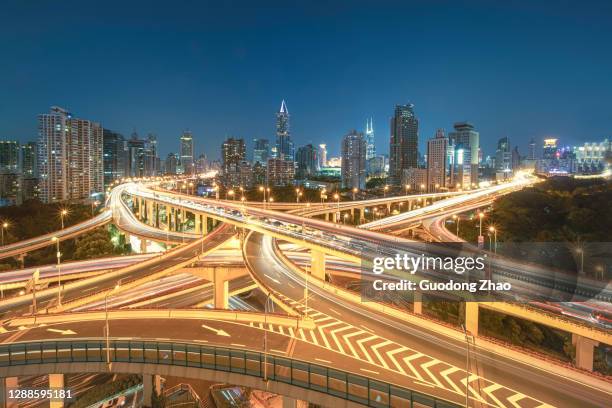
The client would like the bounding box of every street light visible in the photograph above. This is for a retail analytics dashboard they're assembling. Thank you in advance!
[576,247,584,275]
[295,188,301,203]
[227,189,235,201]
[489,226,497,254]
[105,282,121,367]
[51,236,62,307]
[420,183,425,193]
[60,209,68,229]
[461,324,473,408]
[263,292,272,382]
[1,221,8,245]
[383,185,389,197]
[405,184,411,196]
[352,187,358,201]
[452,214,460,236]
[334,193,340,222]
[478,212,484,237]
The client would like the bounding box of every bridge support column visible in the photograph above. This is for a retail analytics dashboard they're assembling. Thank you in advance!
[203,216,209,234]
[143,374,153,407]
[413,291,422,314]
[140,239,148,253]
[194,213,201,233]
[408,201,413,211]
[465,302,479,336]
[572,334,599,371]
[214,267,229,309]
[324,213,330,222]
[48,374,64,408]
[2,377,19,408]
[147,201,153,226]
[310,250,326,281]
[359,207,366,224]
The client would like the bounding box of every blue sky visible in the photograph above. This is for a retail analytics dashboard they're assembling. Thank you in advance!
[1,0,610,159]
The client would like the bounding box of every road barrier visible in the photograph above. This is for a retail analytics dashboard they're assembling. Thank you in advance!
[0,339,460,408]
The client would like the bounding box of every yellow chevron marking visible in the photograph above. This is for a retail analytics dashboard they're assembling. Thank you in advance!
[440,366,463,394]
[482,384,507,408]
[356,335,378,365]
[403,352,427,382]
[371,340,394,369]
[421,360,445,389]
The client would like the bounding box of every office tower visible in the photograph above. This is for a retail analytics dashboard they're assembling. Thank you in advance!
[266,158,295,186]
[427,129,453,189]
[542,138,558,160]
[402,168,427,191]
[103,129,127,187]
[180,130,195,174]
[20,142,37,178]
[318,144,328,168]
[341,130,366,190]
[365,118,376,160]
[528,138,536,160]
[448,122,479,185]
[295,144,319,179]
[253,138,270,165]
[253,161,266,185]
[0,141,20,174]
[37,106,103,203]
[512,146,520,170]
[275,100,294,161]
[366,156,386,179]
[126,133,146,178]
[452,146,472,188]
[196,153,208,173]
[389,104,418,185]
[165,153,179,175]
[495,137,512,177]
[221,137,246,186]
[146,133,159,176]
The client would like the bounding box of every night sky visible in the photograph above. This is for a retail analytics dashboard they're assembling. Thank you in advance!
[1,0,611,159]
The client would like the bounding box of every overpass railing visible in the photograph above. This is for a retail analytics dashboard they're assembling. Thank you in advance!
[0,339,459,408]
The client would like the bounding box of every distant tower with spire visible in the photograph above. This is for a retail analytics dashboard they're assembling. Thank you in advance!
[275,100,294,161]
[365,117,375,160]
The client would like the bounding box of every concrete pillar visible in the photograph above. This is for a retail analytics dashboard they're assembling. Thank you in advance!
[572,334,599,371]
[408,201,413,211]
[465,302,479,336]
[214,267,229,309]
[143,374,153,407]
[324,213,330,222]
[310,250,326,281]
[194,213,201,234]
[386,203,391,213]
[203,216,209,234]
[2,377,19,408]
[413,291,422,314]
[147,202,153,226]
[48,374,64,408]
[359,207,366,224]
[140,239,148,253]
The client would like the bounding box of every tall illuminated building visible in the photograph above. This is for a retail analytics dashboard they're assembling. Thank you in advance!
[275,100,294,161]
[0,141,20,174]
[252,138,270,165]
[426,129,453,189]
[102,129,126,187]
[365,118,375,160]
[448,122,480,185]
[389,104,418,185]
[37,106,103,203]
[296,144,319,179]
[542,138,558,159]
[180,130,195,173]
[341,130,366,190]
[318,144,327,168]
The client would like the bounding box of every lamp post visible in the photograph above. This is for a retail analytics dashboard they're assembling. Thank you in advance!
[263,292,271,382]
[52,236,62,307]
[60,209,68,229]
[461,325,473,408]
[478,212,484,237]
[405,184,411,196]
[489,226,497,254]
[420,183,425,193]
[453,214,460,236]
[352,187,358,201]
[295,188,301,203]
[259,186,266,208]
[227,189,234,201]
[105,282,121,367]
[576,247,584,275]
[334,193,340,223]
[1,221,8,245]
[383,185,389,198]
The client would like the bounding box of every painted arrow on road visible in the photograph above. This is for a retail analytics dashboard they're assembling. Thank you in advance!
[201,324,230,337]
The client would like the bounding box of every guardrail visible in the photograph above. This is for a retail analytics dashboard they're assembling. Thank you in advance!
[0,339,460,408]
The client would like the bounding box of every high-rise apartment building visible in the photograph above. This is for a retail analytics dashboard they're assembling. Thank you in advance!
[275,100,294,161]
[495,137,512,176]
[180,130,195,174]
[20,142,37,178]
[341,130,366,190]
[165,153,179,175]
[37,106,103,203]
[0,141,20,174]
[528,138,536,160]
[295,144,319,179]
[253,138,270,165]
[426,129,453,189]
[365,118,375,160]
[266,158,295,186]
[389,104,418,185]
[221,137,247,186]
[448,122,480,185]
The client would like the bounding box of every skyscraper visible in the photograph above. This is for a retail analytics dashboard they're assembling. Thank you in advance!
[365,118,376,160]
[318,144,328,168]
[542,138,558,160]
[495,137,512,178]
[426,129,453,189]
[180,130,195,174]
[389,104,418,185]
[0,141,20,174]
[103,129,126,187]
[528,138,536,160]
[37,106,103,203]
[165,153,179,175]
[253,138,270,165]
[221,137,247,186]
[448,122,480,185]
[275,100,294,161]
[295,144,319,179]
[20,142,37,178]
[341,130,367,190]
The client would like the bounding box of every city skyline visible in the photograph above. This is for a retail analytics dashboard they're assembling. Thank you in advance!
[1,1,611,159]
